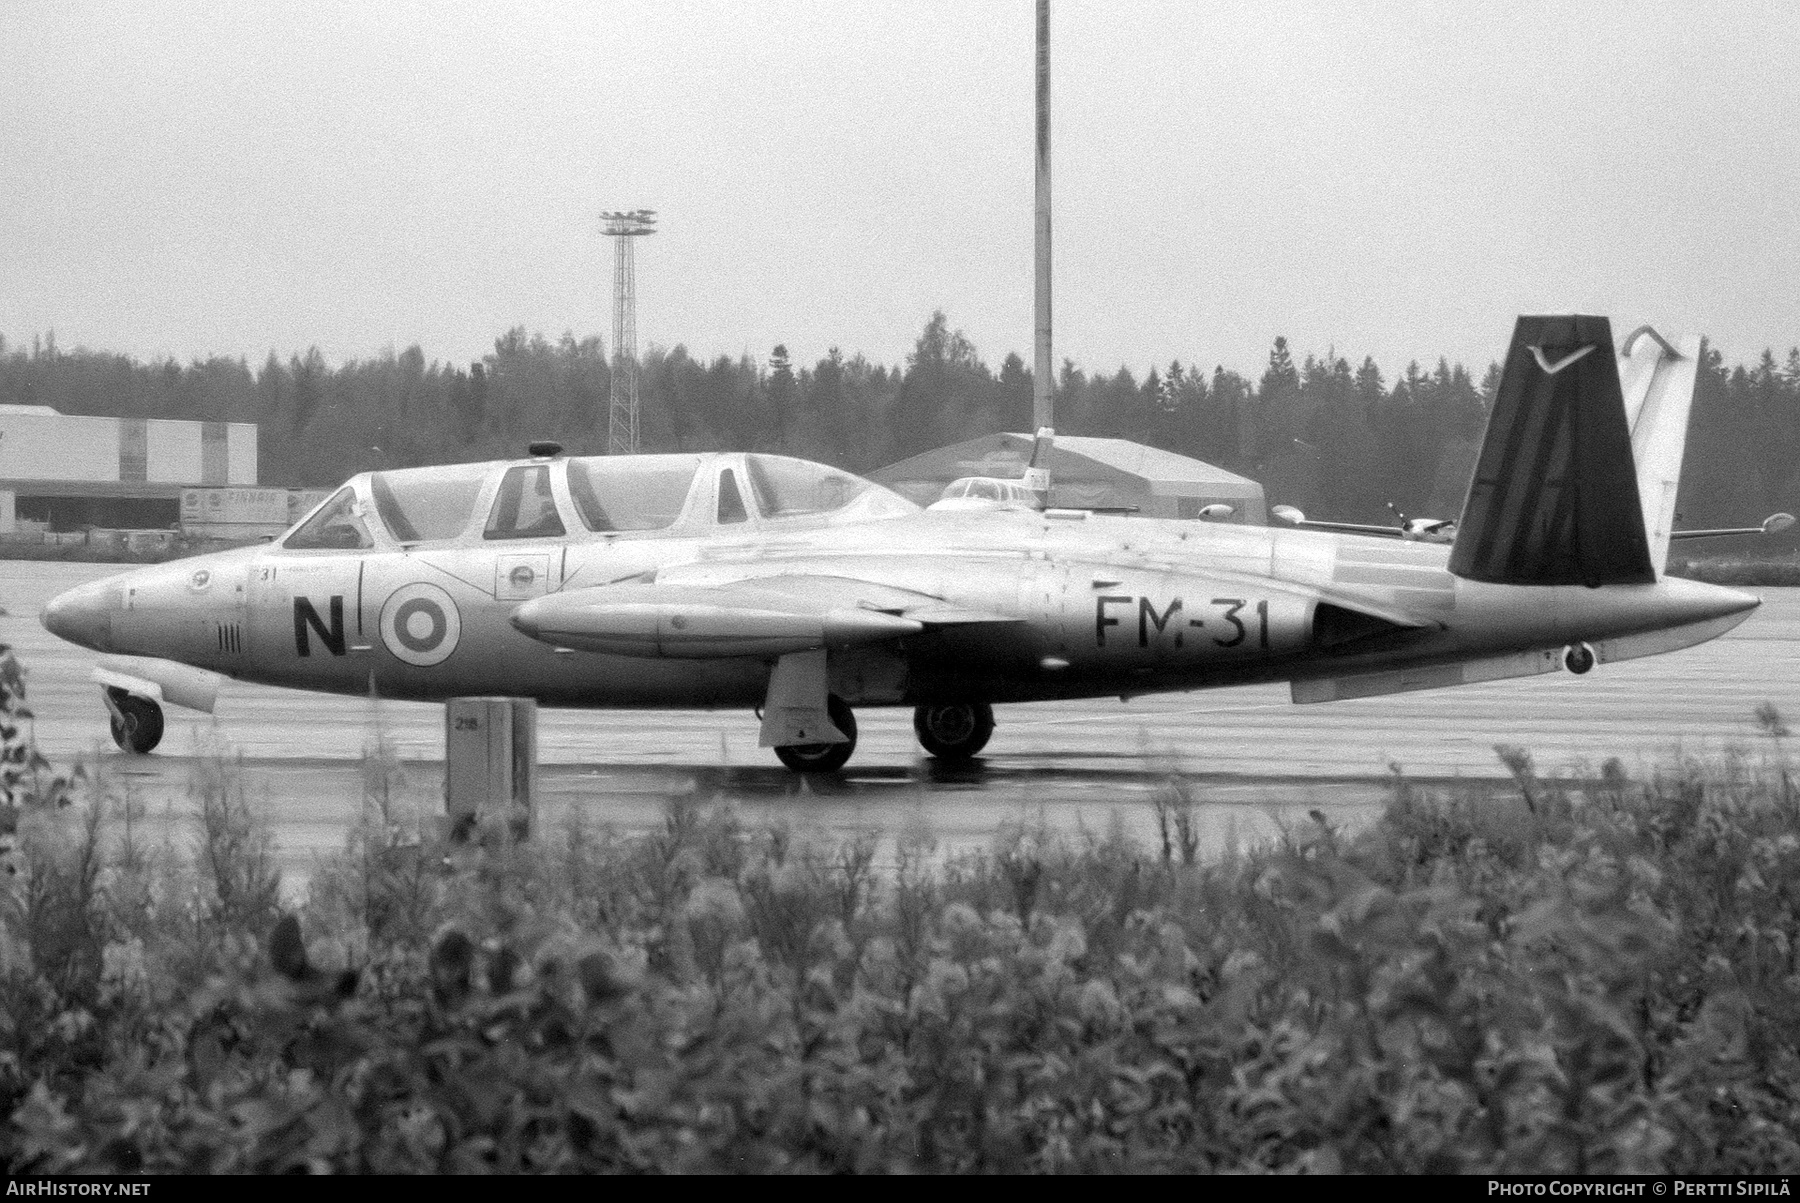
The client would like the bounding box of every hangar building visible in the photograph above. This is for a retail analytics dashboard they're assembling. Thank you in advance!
[0,405,258,533]
[872,433,1267,523]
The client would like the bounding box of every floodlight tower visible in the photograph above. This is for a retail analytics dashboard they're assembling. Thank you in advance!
[1033,0,1052,433]
[601,208,657,453]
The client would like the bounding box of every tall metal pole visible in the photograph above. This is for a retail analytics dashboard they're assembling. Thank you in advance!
[1033,0,1053,432]
[601,209,657,454]
[612,235,636,453]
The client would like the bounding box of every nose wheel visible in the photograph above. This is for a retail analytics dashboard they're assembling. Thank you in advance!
[913,702,994,761]
[774,695,858,773]
[106,690,165,754]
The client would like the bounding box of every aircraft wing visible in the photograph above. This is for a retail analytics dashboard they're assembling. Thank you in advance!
[1669,514,1796,540]
[1669,528,1763,541]
[509,574,1018,659]
[1282,518,1405,539]
[1270,505,1442,541]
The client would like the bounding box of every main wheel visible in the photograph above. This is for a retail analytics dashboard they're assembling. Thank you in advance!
[774,695,857,774]
[109,694,164,754]
[913,702,995,761]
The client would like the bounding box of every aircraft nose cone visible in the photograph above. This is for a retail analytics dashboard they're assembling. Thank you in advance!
[41,579,116,652]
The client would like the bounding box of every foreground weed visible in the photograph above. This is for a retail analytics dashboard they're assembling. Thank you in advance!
[191,744,281,940]
[11,695,1800,1171]
[1151,772,1202,865]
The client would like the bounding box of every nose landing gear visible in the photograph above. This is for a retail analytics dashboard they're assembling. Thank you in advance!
[913,702,994,761]
[104,688,165,754]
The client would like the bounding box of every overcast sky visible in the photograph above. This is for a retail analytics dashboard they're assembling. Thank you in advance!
[4,1,1798,381]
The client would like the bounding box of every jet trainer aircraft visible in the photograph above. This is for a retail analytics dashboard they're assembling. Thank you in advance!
[41,317,1763,772]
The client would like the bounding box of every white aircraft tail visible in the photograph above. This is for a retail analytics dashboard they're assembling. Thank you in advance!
[1617,325,1700,576]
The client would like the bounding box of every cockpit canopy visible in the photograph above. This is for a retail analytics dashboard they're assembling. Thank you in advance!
[374,462,491,542]
[282,452,917,550]
[567,456,705,532]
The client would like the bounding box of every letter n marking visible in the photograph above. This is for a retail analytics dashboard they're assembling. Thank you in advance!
[295,596,346,657]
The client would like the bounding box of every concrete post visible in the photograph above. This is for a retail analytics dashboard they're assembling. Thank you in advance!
[444,696,537,838]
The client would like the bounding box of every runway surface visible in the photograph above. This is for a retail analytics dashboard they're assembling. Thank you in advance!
[5,561,1796,892]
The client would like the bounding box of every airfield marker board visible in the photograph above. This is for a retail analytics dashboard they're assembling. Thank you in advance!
[444,696,538,836]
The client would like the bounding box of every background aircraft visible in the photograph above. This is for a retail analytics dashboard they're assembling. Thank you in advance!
[926,428,1055,513]
[42,316,1761,772]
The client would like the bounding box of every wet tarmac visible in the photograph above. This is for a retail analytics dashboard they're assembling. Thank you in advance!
[5,561,1797,892]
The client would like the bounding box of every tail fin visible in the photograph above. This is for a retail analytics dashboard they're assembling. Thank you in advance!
[1020,427,1053,507]
[1617,325,1700,573]
[1449,315,1690,587]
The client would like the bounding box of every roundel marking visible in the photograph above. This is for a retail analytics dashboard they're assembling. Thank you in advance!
[188,568,212,593]
[379,582,461,666]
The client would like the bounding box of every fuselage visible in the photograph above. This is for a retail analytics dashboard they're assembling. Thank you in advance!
[40,450,1761,713]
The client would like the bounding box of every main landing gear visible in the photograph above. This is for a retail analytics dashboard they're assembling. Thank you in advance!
[105,688,165,754]
[913,702,994,762]
[774,695,858,774]
[767,697,997,774]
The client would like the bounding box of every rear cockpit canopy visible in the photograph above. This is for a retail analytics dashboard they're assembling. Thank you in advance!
[280,452,916,551]
[567,455,706,532]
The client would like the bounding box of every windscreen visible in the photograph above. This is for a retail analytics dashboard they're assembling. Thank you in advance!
[369,463,492,543]
[284,487,373,550]
[566,455,703,532]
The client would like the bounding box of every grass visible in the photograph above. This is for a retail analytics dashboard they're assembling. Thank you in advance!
[1666,555,1800,586]
[6,648,1800,1172]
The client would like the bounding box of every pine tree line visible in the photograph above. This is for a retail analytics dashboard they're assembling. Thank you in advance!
[0,318,1793,532]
